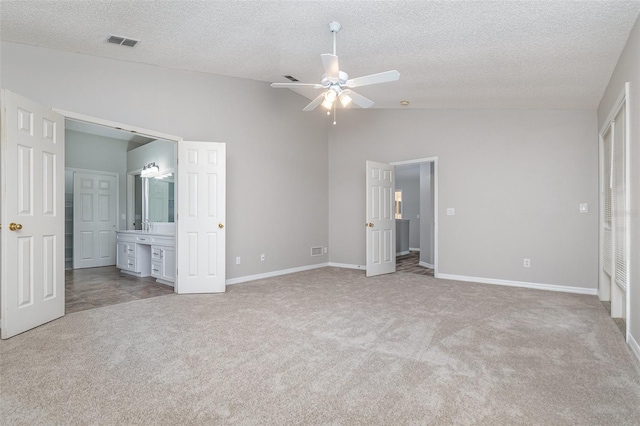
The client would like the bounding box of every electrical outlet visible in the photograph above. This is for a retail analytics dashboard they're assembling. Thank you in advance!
[260,254,265,261]
[447,208,455,216]
[323,247,328,254]
[524,259,531,268]
[236,257,241,265]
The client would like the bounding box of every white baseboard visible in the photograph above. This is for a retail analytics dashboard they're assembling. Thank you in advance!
[396,250,410,256]
[328,262,366,270]
[437,273,598,295]
[629,333,640,363]
[409,248,420,252]
[226,263,329,285]
[419,261,434,269]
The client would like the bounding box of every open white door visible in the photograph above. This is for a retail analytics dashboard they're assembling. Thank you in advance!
[176,141,226,293]
[1,90,65,339]
[73,172,117,269]
[366,161,396,277]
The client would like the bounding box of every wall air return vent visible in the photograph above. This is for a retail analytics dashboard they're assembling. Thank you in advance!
[106,34,140,48]
[311,246,323,256]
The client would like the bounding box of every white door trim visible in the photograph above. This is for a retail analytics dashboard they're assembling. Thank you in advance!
[54,109,183,143]
[390,157,439,277]
[54,109,182,290]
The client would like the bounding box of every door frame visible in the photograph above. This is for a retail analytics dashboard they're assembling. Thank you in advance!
[597,82,631,343]
[53,109,183,290]
[390,157,439,277]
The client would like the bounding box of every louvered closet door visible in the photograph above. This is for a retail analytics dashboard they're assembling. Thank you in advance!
[612,105,627,290]
[602,127,613,277]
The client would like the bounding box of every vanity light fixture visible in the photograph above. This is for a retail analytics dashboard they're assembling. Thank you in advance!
[141,162,160,178]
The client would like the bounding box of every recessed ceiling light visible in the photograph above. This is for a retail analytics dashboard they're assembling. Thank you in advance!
[400,100,410,106]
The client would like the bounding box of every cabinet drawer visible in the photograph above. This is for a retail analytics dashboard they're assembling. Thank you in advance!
[151,261,162,277]
[136,235,152,244]
[151,236,174,247]
[123,256,136,272]
[151,247,162,260]
[117,233,136,243]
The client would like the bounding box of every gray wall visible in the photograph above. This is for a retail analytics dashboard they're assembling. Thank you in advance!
[65,130,128,227]
[395,165,420,249]
[598,15,640,351]
[2,41,329,280]
[328,108,598,290]
[127,139,175,174]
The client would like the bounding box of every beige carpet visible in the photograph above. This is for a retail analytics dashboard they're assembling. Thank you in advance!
[1,267,639,425]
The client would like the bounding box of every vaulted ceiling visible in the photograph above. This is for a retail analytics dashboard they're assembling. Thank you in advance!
[2,1,639,109]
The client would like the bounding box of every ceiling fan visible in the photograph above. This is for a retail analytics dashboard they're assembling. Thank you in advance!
[271,22,400,112]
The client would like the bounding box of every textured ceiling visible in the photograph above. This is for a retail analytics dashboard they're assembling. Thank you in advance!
[2,1,639,109]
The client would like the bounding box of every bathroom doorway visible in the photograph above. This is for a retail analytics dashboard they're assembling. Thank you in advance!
[63,118,178,313]
[392,158,438,276]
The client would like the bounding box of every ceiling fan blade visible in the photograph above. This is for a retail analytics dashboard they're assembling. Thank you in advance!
[320,54,340,82]
[345,70,400,88]
[303,93,326,111]
[271,83,324,89]
[348,90,375,109]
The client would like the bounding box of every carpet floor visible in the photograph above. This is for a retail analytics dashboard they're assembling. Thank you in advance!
[1,267,639,425]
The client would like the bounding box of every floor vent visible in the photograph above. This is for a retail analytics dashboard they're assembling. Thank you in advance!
[106,34,140,48]
[311,246,323,256]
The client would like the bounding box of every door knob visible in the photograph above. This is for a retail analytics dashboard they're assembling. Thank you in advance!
[365,223,374,228]
[218,223,224,229]
[9,223,23,231]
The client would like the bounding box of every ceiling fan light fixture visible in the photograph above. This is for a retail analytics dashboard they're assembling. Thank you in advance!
[339,92,352,107]
[322,98,334,110]
[325,90,337,102]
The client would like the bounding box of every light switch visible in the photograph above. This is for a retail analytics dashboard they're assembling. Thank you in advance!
[121,214,126,220]
[447,208,455,216]
[579,203,588,213]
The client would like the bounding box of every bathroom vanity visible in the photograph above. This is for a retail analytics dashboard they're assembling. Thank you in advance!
[116,230,175,286]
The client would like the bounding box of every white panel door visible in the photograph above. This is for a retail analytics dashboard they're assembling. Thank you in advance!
[73,172,117,269]
[366,161,396,277]
[1,90,65,339]
[177,141,226,293]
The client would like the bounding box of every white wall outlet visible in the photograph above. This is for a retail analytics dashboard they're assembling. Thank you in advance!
[260,254,265,261]
[236,257,241,265]
[579,203,588,213]
[323,247,328,254]
[524,259,531,268]
[447,208,455,216]
[416,214,420,219]
[121,213,126,220]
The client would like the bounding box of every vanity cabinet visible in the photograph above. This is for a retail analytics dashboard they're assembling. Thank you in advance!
[116,232,175,285]
[116,233,151,277]
[150,236,175,284]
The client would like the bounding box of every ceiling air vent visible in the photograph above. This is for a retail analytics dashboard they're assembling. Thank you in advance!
[284,75,299,82]
[106,34,140,48]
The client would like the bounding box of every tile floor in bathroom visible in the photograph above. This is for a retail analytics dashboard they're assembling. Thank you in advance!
[65,266,175,314]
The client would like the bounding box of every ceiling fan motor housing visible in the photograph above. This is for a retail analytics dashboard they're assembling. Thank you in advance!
[321,71,349,87]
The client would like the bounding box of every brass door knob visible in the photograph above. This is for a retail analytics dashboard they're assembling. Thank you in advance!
[9,223,23,231]
[365,223,374,228]
[218,223,224,229]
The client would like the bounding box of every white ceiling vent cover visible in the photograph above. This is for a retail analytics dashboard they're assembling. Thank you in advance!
[106,34,139,48]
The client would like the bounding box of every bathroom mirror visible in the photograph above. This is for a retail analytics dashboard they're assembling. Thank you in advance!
[144,173,175,223]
